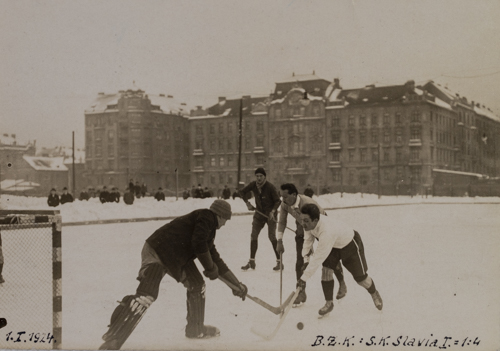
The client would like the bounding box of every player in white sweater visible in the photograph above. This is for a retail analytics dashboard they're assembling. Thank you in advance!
[297,203,383,317]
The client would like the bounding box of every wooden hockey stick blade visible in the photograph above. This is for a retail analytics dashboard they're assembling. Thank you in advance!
[218,276,282,315]
[251,288,301,340]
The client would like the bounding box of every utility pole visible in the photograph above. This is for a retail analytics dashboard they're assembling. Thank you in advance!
[340,155,344,198]
[237,98,243,188]
[72,131,76,196]
[175,167,179,201]
[377,143,381,199]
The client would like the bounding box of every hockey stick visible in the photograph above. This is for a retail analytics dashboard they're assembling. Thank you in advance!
[218,276,284,315]
[254,209,297,234]
[251,287,301,340]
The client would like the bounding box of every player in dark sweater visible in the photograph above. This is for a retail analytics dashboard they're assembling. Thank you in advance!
[238,168,282,271]
[99,200,247,350]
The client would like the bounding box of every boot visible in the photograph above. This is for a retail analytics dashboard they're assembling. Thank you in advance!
[292,288,307,307]
[371,290,383,310]
[336,280,347,300]
[241,259,256,271]
[318,300,334,316]
[186,325,220,339]
[272,260,284,271]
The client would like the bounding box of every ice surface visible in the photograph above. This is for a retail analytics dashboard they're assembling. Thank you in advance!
[53,204,500,351]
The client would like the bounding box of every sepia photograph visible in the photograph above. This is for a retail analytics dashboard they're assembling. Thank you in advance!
[1,1,499,350]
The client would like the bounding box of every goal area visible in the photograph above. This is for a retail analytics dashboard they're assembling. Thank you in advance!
[0,210,62,350]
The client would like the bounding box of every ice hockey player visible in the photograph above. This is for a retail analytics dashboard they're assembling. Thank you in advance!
[276,183,347,307]
[98,199,247,350]
[296,203,383,317]
[238,168,282,271]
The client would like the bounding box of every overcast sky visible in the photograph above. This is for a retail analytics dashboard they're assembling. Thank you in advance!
[1,0,499,149]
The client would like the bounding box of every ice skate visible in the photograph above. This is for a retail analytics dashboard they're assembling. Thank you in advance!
[99,339,120,350]
[186,325,220,339]
[272,260,283,271]
[336,280,347,300]
[241,259,256,271]
[292,289,307,307]
[318,300,334,318]
[371,290,383,310]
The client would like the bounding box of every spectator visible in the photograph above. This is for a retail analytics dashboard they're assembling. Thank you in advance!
[100,186,110,204]
[141,183,148,197]
[190,185,196,198]
[128,179,135,193]
[195,184,204,199]
[79,188,90,201]
[47,188,60,207]
[60,187,74,204]
[135,181,142,198]
[154,188,166,201]
[123,187,135,205]
[183,188,190,200]
[203,187,212,198]
[109,187,121,203]
[222,185,231,200]
[89,187,97,198]
[304,184,314,198]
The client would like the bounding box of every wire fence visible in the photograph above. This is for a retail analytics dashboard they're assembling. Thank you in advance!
[0,210,61,350]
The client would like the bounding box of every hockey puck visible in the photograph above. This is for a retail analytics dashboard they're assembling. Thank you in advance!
[297,322,304,330]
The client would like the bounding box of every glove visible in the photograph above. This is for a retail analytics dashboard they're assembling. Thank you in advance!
[297,279,306,291]
[301,262,309,274]
[276,240,285,254]
[232,282,248,301]
[246,202,255,211]
[203,264,219,280]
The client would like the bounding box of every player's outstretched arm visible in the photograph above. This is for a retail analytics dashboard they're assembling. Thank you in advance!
[220,270,247,300]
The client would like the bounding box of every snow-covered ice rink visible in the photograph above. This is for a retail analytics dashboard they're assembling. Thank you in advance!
[56,203,500,351]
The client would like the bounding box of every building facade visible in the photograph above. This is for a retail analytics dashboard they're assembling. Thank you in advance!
[84,89,191,193]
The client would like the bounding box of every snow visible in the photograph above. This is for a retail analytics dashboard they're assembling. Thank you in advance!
[0,199,499,350]
[23,155,67,171]
[2,193,500,224]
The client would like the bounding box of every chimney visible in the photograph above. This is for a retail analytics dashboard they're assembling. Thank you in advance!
[242,95,251,100]
[405,80,415,91]
[167,95,173,98]
[218,97,226,102]
[159,94,165,97]
[98,92,105,96]
[119,90,125,93]
[333,78,341,89]
[365,84,375,88]
[181,103,186,106]
[196,106,203,110]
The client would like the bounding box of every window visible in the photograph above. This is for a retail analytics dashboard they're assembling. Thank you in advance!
[348,132,355,145]
[211,158,216,167]
[95,143,102,157]
[372,148,378,162]
[411,149,420,161]
[108,144,114,157]
[383,148,390,162]
[348,170,355,184]
[348,150,355,162]
[411,111,420,122]
[210,124,215,134]
[227,139,233,151]
[313,105,320,116]
[396,148,402,162]
[360,115,366,126]
[411,128,421,140]
[245,155,251,167]
[359,131,366,144]
[210,140,216,151]
[219,157,225,167]
[371,114,378,126]
[384,169,390,180]
[245,138,251,150]
[331,131,340,143]
[430,147,434,161]
[211,175,216,185]
[275,108,282,118]
[359,173,369,186]
[228,156,234,167]
[228,123,233,133]
[195,157,203,167]
[371,130,378,143]
[332,150,340,162]
[332,169,341,181]
[384,131,391,143]
[360,149,367,162]
[196,125,203,135]
[256,121,264,131]
[256,155,264,165]
[395,113,402,124]
[256,135,264,147]
[430,129,433,141]
[218,138,224,151]
[195,140,203,149]
[411,167,421,182]
[332,115,340,127]
[108,130,114,141]
[383,113,390,125]
[348,115,355,127]
[245,121,251,131]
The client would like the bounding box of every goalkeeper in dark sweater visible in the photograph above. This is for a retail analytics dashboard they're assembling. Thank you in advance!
[99,200,247,350]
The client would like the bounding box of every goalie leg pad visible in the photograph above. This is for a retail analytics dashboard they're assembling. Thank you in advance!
[321,266,334,281]
[136,263,165,300]
[101,294,154,349]
[181,261,207,338]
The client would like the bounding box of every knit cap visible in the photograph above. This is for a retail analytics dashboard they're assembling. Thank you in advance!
[254,167,266,177]
[210,199,232,220]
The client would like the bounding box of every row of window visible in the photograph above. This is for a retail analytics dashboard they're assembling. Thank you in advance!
[330,167,422,183]
[195,155,265,168]
[330,147,420,163]
[331,128,422,144]
[327,111,420,128]
[271,103,322,119]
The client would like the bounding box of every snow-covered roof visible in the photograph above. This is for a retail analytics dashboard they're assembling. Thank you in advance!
[85,93,120,113]
[148,94,191,115]
[276,73,326,83]
[427,96,453,111]
[432,168,483,178]
[23,156,68,171]
[474,105,500,123]
[0,179,40,191]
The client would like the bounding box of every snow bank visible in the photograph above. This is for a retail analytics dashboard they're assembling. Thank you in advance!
[1,193,499,224]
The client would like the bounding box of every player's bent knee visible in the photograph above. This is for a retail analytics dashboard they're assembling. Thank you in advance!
[354,273,368,284]
[136,263,165,300]
[321,267,335,281]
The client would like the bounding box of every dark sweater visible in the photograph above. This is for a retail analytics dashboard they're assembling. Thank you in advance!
[146,209,228,281]
[239,181,281,216]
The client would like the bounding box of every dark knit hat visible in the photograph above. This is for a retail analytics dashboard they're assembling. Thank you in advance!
[210,199,232,220]
[255,167,266,177]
